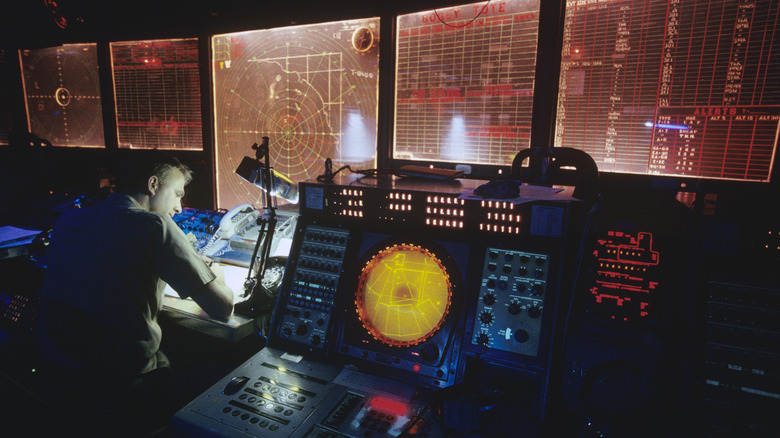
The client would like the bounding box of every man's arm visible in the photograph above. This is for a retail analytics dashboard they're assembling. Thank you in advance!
[191,263,234,320]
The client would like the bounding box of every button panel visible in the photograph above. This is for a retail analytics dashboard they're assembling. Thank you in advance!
[471,247,550,357]
[277,225,350,349]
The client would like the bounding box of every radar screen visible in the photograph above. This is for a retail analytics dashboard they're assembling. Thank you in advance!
[394,0,541,166]
[211,18,380,209]
[335,235,467,388]
[19,43,105,148]
[110,38,203,150]
[356,243,452,347]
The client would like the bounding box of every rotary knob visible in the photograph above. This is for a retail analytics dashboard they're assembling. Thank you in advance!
[479,311,495,325]
[520,255,530,264]
[508,302,522,315]
[528,304,542,319]
[296,323,310,336]
[483,293,496,306]
[514,329,530,343]
[475,333,491,346]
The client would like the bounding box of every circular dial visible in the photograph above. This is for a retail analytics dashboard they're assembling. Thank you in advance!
[352,27,374,52]
[356,244,452,347]
[475,333,491,346]
[479,311,495,325]
[260,257,286,292]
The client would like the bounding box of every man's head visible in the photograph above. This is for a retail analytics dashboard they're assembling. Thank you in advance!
[116,152,193,217]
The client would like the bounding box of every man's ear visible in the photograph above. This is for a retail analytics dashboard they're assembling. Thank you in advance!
[147,175,160,195]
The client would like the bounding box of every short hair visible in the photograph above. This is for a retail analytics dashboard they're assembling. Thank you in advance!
[114,151,193,193]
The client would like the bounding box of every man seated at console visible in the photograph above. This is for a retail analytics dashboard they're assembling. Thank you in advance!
[36,151,234,434]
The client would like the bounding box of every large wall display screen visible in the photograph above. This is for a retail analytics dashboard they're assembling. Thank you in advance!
[394,0,541,167]
[110,38,203,150]
[211,18,380,210]
[19,43,105,148]
[555,0,780,182]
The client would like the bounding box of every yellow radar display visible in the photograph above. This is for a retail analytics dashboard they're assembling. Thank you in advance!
[356,244,452,347]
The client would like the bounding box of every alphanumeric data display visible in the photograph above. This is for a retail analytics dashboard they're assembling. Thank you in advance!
[556,0,780,182]
[394,0,541,166]
[110,38,203,150]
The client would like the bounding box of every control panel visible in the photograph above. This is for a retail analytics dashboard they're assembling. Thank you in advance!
[176,177,577,436]
[471,247,550,357]
[275,224,350,350]
[173,207,224,251]
[172,348,345,437]
[173,348,442,438]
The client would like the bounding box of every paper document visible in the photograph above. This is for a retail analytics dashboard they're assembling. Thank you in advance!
[0,226,41,247]
[164,264,250,304]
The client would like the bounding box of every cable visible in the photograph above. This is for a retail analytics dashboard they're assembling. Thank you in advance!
[315,163,395,182]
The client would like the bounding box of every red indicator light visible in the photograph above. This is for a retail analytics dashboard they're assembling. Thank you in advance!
[369,396,409,417]
[412,363,421,372]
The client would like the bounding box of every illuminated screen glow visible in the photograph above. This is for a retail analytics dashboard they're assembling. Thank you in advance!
[356,244,452,347]
[19,43,105,148]
[369,396,409,417]
[556,0,780,182]
[583,230,660,323]
[394,0,541,166]
[110,38,203,150]
[211,18,380,210]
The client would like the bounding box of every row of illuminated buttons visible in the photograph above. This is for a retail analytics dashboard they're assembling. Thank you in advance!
[288,295,333,312]
[218,379,312,429]
[226,400,292,418]
[295,272,337,288]
[239,389,306,405]
[291,286,335,301]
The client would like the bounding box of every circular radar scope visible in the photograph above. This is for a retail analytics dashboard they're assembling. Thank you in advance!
[356,244,452,347]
